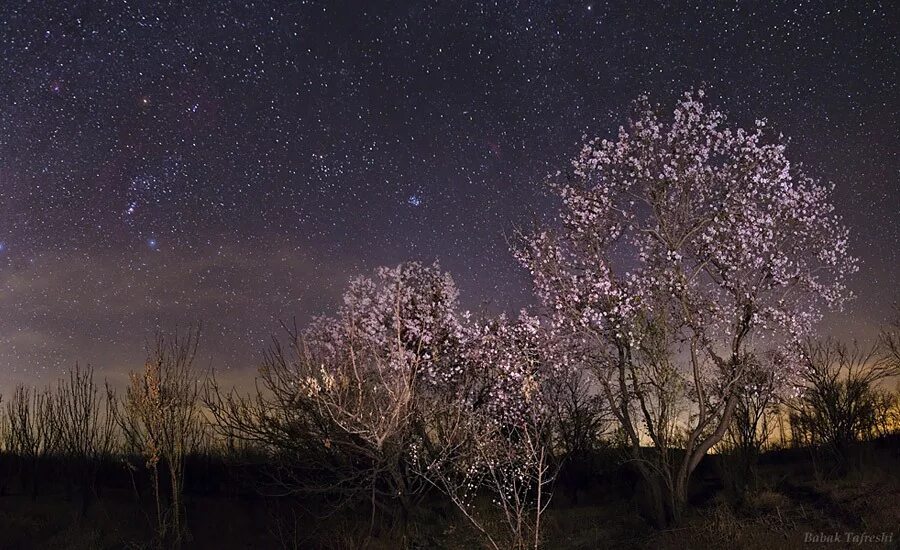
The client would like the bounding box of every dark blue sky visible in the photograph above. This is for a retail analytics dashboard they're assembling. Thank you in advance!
[0,1,896,384]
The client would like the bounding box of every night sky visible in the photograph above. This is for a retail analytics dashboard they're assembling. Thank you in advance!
[0,1,896,386]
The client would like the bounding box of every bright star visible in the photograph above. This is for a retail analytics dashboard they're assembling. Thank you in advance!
[407,195,422,207]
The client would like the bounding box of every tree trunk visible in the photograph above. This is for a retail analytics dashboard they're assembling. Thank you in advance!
[632,463,672,528]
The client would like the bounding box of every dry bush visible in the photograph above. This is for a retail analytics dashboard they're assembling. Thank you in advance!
[113,329,206,548]
[4,386,56,458]
[717,353,784,497]
[788,339,900,465]
[52,364,116,515]
[869,385,900,437]
[3,385,57,497]
[546,360,613,460]
[53,364,116,462]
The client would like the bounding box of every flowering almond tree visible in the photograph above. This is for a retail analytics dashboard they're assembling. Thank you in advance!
[515,91,856,524]
[206,262,469,528]
[417,311,562,550]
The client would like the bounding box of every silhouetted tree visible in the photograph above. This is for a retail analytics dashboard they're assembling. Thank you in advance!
[4,385,56,498]
[788,339,900,467]
[53,364,116,516]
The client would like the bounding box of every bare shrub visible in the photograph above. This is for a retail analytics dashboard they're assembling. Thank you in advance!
[788,339,900,466]
[869,385,900,438]
[114,329,206,547]
[4,385,57,497]
[719,353,783,496]
[545,358,613,459]
[52,364,116,515]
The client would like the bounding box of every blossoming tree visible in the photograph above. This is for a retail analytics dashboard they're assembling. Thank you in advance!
[207,261,578,547]
[206,262,469,527]
[515,90,856,524]
[418,311,563,550]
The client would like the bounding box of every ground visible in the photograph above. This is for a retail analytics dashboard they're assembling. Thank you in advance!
[0,440,896,549]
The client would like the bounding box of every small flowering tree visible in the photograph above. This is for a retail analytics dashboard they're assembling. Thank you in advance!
[515,91,856,524]
[206,262,469,528]
[417,312,561,550]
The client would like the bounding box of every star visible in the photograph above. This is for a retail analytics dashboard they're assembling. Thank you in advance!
[0,0,892,395]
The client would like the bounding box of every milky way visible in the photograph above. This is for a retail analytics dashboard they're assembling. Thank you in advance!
[0,2,896,384]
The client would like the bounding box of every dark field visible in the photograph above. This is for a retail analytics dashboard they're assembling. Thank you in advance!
[0,437,897,549]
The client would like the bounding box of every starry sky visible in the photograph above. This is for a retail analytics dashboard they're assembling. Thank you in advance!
[0,1,896,386]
